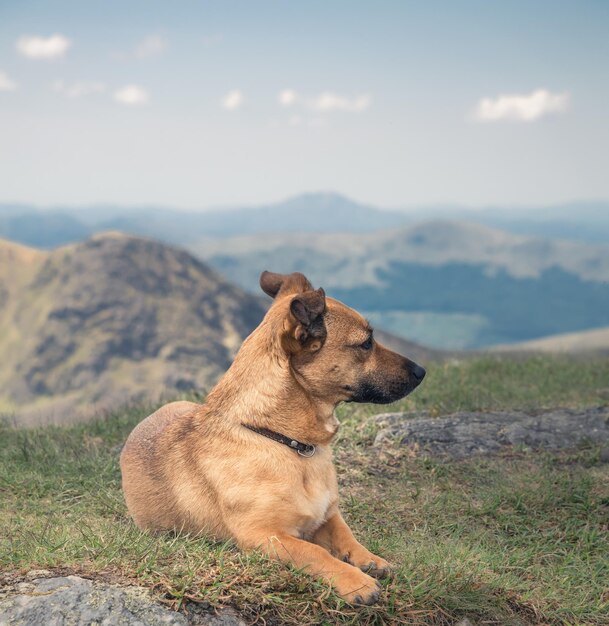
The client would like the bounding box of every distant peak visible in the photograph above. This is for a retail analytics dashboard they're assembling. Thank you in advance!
[89,230,132,241]
[51,230,159,255]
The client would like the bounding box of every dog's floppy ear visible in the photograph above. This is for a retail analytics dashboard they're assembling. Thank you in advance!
[285,288,327,348]
[260,270,314,299]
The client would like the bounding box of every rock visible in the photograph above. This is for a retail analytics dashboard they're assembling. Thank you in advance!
[0,575,246,626]
[373,427,395,447]
[13,583,35,595]
[373,407,609,458]
[23,569,51,580]
[599,446,609,463]
[454,619,475,626]
[185,605,247,626]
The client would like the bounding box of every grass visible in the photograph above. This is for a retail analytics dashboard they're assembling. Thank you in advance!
[1,354,609,625]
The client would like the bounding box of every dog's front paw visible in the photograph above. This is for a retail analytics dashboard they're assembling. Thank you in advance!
[341,546,392,579]
[334,569,381,605]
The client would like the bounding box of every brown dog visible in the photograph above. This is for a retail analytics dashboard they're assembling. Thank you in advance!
[120,271,425,605]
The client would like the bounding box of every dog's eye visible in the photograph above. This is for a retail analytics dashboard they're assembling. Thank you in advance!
[359,336,373,350]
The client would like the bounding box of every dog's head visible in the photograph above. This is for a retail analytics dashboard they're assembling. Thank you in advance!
[260,270,425,405]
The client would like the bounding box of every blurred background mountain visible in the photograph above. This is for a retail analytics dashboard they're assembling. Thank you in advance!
[0,233,269,423]
[2,193,608,352]
[0,227,441,424]
[3,194,609,245]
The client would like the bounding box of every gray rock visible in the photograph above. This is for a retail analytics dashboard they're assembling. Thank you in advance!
[0,575,246,626]
[374,407,609,458]
[184,606,246,626]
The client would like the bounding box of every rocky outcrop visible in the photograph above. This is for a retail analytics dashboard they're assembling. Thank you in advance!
[373,407,609,457]
[0,574,246,626]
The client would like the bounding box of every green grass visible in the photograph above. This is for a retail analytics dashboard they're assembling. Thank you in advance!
[1,355,609,625]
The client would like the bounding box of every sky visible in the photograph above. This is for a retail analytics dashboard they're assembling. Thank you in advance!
[0,0,608,210]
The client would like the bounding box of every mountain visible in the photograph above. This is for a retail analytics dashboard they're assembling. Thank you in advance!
[437,201,609,245]
[3,195,609,251]
[191,221,609,349]
[194,220,609,286]
[98,192,412,239]
[492,326,609,354]
[0,233,268,425]
[3,193,609,350]
[0,193,413,249]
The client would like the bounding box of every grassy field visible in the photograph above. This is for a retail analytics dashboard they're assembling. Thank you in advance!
[1,355,609,625]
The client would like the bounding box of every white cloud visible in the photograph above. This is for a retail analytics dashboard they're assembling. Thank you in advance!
[114,85,149,106]
[278,89,371,113]
[221,89,243,111]
[135,34,167,59]
[279,89,298,106]
[54,80,106,98]
[474,89,570,122]
[0,71,17,92]
[16,34,71,60]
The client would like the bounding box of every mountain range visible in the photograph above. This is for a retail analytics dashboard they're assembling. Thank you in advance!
[0,233,436,425]
[2,192,608,350]
[0,193,406,247]
[194,220,609,348]
[2,193,609,248]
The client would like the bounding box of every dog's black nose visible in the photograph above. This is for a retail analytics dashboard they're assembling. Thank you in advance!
[412,365,426,382]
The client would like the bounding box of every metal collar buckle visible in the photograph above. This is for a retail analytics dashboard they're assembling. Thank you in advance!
[297,445,316,458]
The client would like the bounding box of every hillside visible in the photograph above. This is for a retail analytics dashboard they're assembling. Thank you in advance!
[454,200,609,245]
[493,326,609,354]
[400,200,609,244]
[192,221,609,349]
[194,220,609,287]
[0,234,267,425]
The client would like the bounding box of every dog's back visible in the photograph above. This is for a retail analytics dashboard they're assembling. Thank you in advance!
[120,400,199,531]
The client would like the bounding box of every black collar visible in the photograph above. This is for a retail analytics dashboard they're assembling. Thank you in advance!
[242,424,316,457]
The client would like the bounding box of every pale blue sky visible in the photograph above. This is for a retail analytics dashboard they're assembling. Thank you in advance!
[0,0,608,209]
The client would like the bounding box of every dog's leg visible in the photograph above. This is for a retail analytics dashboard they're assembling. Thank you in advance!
[312,511,391,578]
[240,531,381,605]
